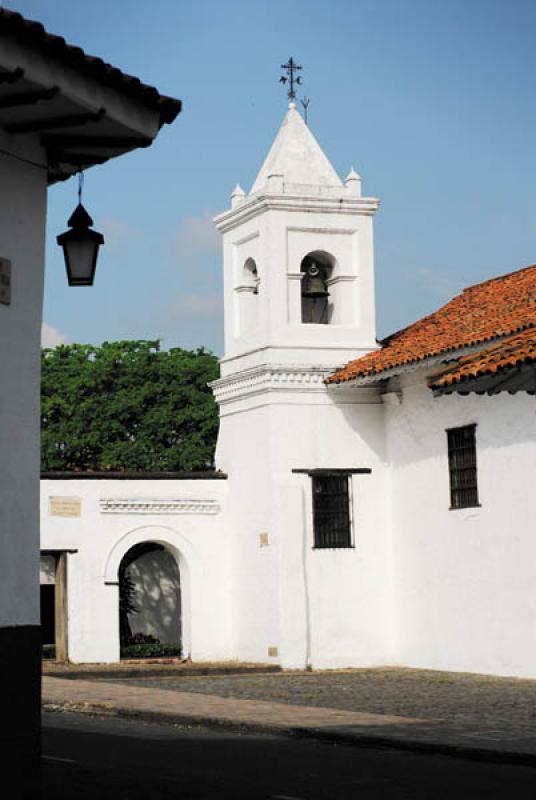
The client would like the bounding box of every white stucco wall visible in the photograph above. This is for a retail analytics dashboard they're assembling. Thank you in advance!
[216,385,394,670]
[215,402,281,665]
[0,133,47,629]
[40,478,229,663]
[386,373,536,678]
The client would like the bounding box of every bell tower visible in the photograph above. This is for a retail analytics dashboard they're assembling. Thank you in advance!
[211,101,388,669]
[213,101,380,380]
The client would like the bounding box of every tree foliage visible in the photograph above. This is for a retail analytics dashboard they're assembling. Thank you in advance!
[41,340,219,472]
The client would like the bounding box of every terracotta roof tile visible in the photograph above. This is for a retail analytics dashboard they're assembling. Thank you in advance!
[428,328,536,389]
[327,263,536,384]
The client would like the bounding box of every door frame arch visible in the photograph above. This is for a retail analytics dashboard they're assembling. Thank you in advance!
[103,525,194,659]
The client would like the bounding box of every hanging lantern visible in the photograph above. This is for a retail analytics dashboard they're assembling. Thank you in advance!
[302,260,329,299]
[57,173,104,286]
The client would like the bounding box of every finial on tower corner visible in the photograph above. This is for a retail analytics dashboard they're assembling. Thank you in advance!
[279,57,302,102]
[345,167,362,196]
[231,183,246,208]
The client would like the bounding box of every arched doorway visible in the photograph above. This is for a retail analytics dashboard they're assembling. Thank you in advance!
[118,542,182,658]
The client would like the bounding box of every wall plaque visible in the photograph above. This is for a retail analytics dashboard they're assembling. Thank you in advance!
[0,258,11,305]
[49,496,81,518]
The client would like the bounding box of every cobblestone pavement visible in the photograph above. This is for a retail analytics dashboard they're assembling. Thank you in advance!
[108,667,536,738]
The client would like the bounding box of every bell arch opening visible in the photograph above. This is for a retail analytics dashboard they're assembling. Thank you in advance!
[300,250,334,324]
[118,541,182,658]
[237,257,260,334]
[243,257,259,293]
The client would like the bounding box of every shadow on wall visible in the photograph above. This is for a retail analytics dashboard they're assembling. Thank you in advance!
[336,385,536,471]
[120,543,181,646]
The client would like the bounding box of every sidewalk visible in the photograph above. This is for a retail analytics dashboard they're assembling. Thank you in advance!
[42,671,536,766]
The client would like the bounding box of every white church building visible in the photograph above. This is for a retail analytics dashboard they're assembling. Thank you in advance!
[41,102,536,678]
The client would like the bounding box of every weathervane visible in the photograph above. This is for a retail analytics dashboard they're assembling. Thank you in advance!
[280,57,302,101]
[301,96,310,125]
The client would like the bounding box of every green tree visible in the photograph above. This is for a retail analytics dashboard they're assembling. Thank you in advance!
[41,340,219,472]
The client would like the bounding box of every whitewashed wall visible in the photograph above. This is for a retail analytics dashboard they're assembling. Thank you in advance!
[215,383,394,670]
[385,372,536,678]
[0,133,47,631]
[40,478,230,664]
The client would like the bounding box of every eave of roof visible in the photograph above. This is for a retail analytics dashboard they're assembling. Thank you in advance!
[0,7,181,128]
[428,328,536,392]
[327,263,536,385]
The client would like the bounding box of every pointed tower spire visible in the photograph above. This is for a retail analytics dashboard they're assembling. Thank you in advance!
[250,104,343,194]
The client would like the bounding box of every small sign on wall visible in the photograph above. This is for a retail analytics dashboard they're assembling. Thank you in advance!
[0,258,11,305]
[49,496,81,518]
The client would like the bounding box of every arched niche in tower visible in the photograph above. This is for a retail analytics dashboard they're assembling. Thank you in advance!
[300,251,334,324]
[236,257,260,334]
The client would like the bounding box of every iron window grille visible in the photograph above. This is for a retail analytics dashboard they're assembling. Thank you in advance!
[446,424,479,509]
[311,472,353,549]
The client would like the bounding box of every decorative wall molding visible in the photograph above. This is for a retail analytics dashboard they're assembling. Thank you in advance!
[211,364,334,405]
[215,193,379,233]
[99,498,221,515]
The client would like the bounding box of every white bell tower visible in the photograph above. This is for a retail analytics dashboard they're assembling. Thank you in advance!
[211,104,389,669]
[213,102,380,379]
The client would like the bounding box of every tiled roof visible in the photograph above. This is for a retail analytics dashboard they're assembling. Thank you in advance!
[0,8,181,127]
[327,263,536,384]
[428,328,536,390]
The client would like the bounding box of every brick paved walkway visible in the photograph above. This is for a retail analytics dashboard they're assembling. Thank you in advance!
[42,668,536,763]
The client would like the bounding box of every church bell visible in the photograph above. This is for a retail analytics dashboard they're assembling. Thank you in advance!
[302,261,329,299]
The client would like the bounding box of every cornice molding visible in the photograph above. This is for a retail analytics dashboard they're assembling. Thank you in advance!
[214,193,380,233]
[211,364,337,405]
[99,498,221,515]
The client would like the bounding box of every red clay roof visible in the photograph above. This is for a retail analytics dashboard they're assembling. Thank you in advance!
[0,7,181,127]
[327,263,536,384]
[428,328,536,390]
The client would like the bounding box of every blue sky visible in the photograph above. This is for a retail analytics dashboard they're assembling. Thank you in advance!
[9,0,536,353]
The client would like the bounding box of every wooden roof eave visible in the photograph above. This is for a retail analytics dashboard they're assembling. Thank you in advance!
[0,33,180,184]
[431,363,536,396]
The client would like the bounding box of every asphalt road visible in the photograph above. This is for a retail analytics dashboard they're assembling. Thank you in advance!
[42,710,536,799]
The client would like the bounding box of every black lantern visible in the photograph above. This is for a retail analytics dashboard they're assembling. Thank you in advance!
[57,202,104,286]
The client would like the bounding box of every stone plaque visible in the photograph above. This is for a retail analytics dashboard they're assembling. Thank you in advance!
[49,496,81,518]
[0,258,11,305]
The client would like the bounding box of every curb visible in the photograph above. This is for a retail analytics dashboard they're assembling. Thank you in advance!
[42,664,281,681]
[42,700,536,769]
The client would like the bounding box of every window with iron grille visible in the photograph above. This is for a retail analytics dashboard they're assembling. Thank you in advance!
[312,473,352,548]
[447,424,479,509]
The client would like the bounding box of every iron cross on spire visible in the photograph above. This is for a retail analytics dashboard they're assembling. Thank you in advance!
[280,57,302,101]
